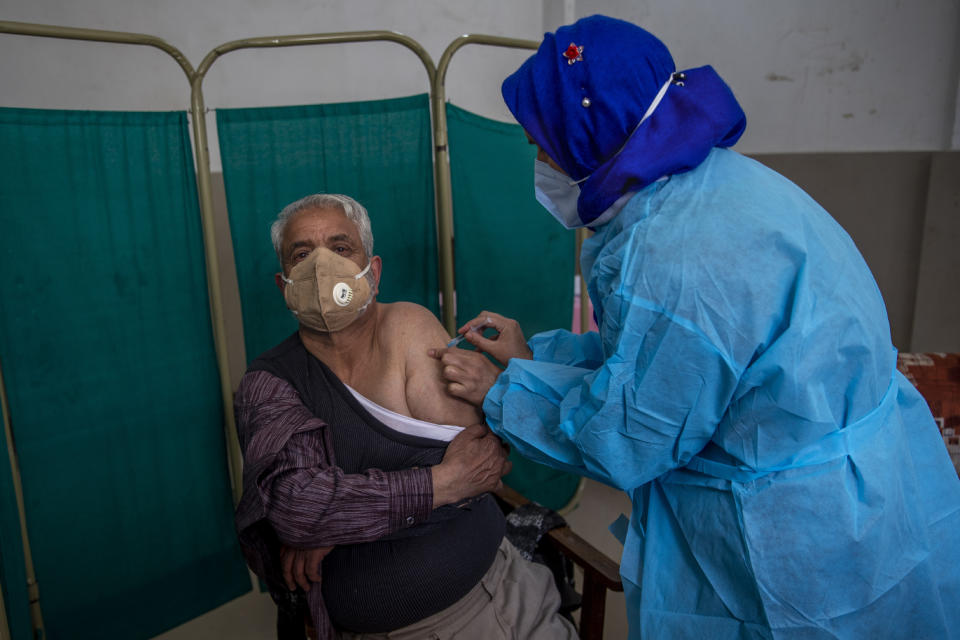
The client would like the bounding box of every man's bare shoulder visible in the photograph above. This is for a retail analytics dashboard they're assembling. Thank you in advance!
[379,302,480,426]
[378,301,450,346]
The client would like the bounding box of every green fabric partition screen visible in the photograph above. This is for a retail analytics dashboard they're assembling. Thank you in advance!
[446,103,581,511]
[217,94,438,363]
[0,108,249,639]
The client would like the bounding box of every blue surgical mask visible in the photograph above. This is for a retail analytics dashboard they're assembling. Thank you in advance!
[534,159,584,229]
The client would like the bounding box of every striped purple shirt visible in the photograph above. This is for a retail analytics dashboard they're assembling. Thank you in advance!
[233,369,434,638]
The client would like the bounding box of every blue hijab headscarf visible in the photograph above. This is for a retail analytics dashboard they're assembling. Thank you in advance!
[502,15,747,226]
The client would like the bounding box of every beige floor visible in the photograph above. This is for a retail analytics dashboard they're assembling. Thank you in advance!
[153,479,633,640]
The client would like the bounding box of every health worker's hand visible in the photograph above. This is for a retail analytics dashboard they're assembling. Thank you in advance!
[431,423,512,508]
[456,311,533,365]
[281,544,333,591]
[428,345,501,407]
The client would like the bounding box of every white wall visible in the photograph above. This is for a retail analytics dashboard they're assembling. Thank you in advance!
[0,0,544,170]
[3,0,958,159]
[566,0,960,153]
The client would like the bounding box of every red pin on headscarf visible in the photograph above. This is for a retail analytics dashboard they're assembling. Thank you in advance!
[563,42,584,65]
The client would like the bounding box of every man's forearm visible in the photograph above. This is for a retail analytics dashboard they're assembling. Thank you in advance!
[431,464,455,508]
[267,464,433,547]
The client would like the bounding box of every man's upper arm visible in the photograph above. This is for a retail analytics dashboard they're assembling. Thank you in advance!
[394,303,483,427]
[235,370,331,465]
[236,369,434,547]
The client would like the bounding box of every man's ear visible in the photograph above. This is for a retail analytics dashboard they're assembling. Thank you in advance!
[275,272,286,292]
[370,255,383,295]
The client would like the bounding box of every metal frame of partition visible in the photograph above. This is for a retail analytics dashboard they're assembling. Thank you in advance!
[434,34,592,336]
[0,358,34,640]
[0,21,219,640]
[0,575,7,640]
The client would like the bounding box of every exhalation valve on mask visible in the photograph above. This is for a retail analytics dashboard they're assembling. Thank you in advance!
[281,247,372,332]
[332,282,354,306]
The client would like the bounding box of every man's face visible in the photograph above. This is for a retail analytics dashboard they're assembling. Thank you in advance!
[280,207,367,275]
[275,206,381,296]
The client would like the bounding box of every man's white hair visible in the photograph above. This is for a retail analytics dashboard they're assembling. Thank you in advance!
[271,193,374,265]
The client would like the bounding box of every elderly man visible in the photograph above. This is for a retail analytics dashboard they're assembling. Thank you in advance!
[234,193,577,640]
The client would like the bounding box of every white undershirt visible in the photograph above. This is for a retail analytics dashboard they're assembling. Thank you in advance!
[344,384,464,442]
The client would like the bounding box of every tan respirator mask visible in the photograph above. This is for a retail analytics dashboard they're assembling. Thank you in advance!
[281,247,373,332]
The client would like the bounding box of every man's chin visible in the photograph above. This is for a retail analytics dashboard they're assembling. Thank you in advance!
[298,300,379,337]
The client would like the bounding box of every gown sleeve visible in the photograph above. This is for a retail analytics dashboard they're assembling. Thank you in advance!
[527,328,605,369]
[485,287,741,490]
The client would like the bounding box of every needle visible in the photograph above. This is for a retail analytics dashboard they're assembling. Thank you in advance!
[446,323,486,348]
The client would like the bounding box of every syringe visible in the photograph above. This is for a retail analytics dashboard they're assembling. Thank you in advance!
[446,323,486,348]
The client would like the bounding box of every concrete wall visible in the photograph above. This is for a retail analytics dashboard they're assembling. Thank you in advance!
[558,0,960,153]
[911,153,960,352]
[750,151,959,352]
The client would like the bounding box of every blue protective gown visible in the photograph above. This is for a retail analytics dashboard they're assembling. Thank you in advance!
[484,148,960,639]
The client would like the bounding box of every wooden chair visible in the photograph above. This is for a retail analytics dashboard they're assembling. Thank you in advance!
[495,484,623,640]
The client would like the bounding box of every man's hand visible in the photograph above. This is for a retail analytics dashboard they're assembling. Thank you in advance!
[281,544,334,591]
[432,423,512,508]
[428,346,502,407]
[456,311,533,365]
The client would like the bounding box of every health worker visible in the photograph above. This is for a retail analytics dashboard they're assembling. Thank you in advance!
[433,14,960,640]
